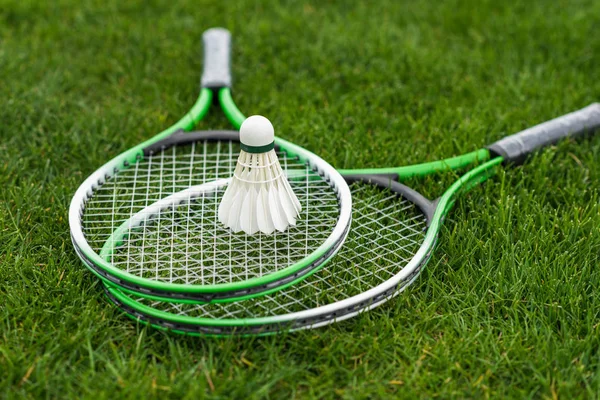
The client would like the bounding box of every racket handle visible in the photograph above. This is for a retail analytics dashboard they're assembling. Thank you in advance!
[201,28,232,89]
[488,103,600,164]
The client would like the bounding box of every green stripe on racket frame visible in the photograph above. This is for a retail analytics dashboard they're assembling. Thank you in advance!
[69,28,353,303]
[93,103,600,336]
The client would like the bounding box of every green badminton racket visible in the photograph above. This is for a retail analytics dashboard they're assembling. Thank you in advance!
[97,103,600,336]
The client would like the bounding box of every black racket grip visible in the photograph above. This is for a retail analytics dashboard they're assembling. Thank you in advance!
[201,28,232,89]
[488,103,600,164]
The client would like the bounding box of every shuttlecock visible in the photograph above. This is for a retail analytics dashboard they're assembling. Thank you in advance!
[218,115,302,235]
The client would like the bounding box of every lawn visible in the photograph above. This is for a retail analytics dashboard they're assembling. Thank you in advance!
[1,0,600,398]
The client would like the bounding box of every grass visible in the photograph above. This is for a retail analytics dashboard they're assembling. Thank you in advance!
[1,0,600,397]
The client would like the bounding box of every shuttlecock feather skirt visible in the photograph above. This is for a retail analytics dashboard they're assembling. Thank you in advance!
[218,149,302,235]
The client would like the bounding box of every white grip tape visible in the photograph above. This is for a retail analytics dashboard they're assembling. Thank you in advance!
[201,28,232,89]
[488,103,600,163]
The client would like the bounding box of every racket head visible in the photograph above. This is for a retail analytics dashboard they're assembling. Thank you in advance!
[99,177,438,336]
[70,129,352,302]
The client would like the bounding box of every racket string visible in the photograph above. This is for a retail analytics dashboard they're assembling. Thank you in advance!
[81,140,342,285]
[138,183,428,319]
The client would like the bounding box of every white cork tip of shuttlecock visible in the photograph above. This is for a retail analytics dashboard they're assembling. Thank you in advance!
[218,115,302,235]
[240,115,274,148]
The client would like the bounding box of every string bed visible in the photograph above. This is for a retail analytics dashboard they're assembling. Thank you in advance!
[129,183,428,319]
[81,140,341,285]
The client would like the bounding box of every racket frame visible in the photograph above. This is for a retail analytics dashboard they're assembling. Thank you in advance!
[98,156,501,336]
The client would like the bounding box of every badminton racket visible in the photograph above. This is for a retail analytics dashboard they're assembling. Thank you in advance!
[99,103,600,335]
